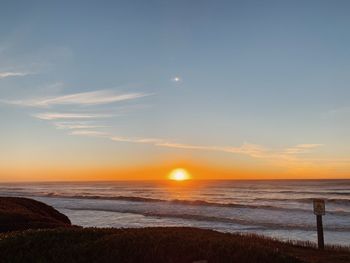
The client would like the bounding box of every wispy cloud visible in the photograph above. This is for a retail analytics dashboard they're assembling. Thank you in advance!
[77,132,269,158]
[70,130,109,137]
[156,141,323,163]
[284,144,323,154]
[111,136,163,144]
[0,71,29,79]
[79,132,309,161]
[3,90,151,107]
[53,122,109,130]
[33,112,112,120]
[95,136,272,158]
[156,142,271,158]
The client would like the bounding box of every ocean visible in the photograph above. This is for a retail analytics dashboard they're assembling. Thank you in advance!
[1,180,349,246]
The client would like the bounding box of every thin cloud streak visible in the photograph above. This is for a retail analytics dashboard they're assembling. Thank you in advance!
[4,90,151,107]
[111,136,164,144]
[0,71,29,79]
[53,122,109,130]
[101,134,270,158]
[70,130,109,137]
[284,144,323,154]
[34,112,112,120]
[156,142,270,158]
[73,131,321,161]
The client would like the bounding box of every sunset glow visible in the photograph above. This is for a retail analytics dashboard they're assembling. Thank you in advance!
[168,169,191,181]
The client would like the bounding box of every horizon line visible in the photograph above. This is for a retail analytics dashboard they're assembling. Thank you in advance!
[1,178,349,184]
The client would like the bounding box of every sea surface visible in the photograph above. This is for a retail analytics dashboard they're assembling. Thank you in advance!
[1,180,349,246]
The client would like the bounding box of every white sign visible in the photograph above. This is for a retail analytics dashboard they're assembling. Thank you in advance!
[313,199,325,215]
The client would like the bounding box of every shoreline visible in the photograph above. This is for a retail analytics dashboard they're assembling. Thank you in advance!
[0,196,349,263]
[1,179,350,247]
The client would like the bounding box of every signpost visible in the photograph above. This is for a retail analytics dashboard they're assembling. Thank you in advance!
[313,199,325,249]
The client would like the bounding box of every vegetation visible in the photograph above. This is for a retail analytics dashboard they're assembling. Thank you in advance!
[0,227,304,263]
[0,197,71,232]
[1,227,349,263]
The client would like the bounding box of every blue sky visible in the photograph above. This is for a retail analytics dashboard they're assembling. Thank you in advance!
[1,0,349,180]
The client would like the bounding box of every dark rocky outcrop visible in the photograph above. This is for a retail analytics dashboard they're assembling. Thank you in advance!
[0,197,71,232]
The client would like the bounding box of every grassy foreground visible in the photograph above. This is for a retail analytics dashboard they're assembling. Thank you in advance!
[0,227,349,263]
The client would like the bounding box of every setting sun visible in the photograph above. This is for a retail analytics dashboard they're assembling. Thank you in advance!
[168,168,191,181]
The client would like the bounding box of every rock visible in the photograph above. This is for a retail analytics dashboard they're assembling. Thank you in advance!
[0,197,71,232]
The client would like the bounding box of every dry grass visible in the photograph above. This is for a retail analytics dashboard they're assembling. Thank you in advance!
[0,227,305,263]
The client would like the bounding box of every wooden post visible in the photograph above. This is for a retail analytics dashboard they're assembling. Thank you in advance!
[316,214,324,249]
[313,199,325,250]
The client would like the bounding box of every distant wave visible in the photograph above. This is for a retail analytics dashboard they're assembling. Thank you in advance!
[203,189,350,196]
[170,199,350,215]
[45,193,162,203]
[251,197,350,205]
[1,190,349,216]
[272,190,350,196]
[27,192,349,216]
[65,207,350,232]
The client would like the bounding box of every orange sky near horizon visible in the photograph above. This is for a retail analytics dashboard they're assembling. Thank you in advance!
[1,161,349,182]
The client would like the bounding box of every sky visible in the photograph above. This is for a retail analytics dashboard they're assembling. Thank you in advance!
[0,0,349,181]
